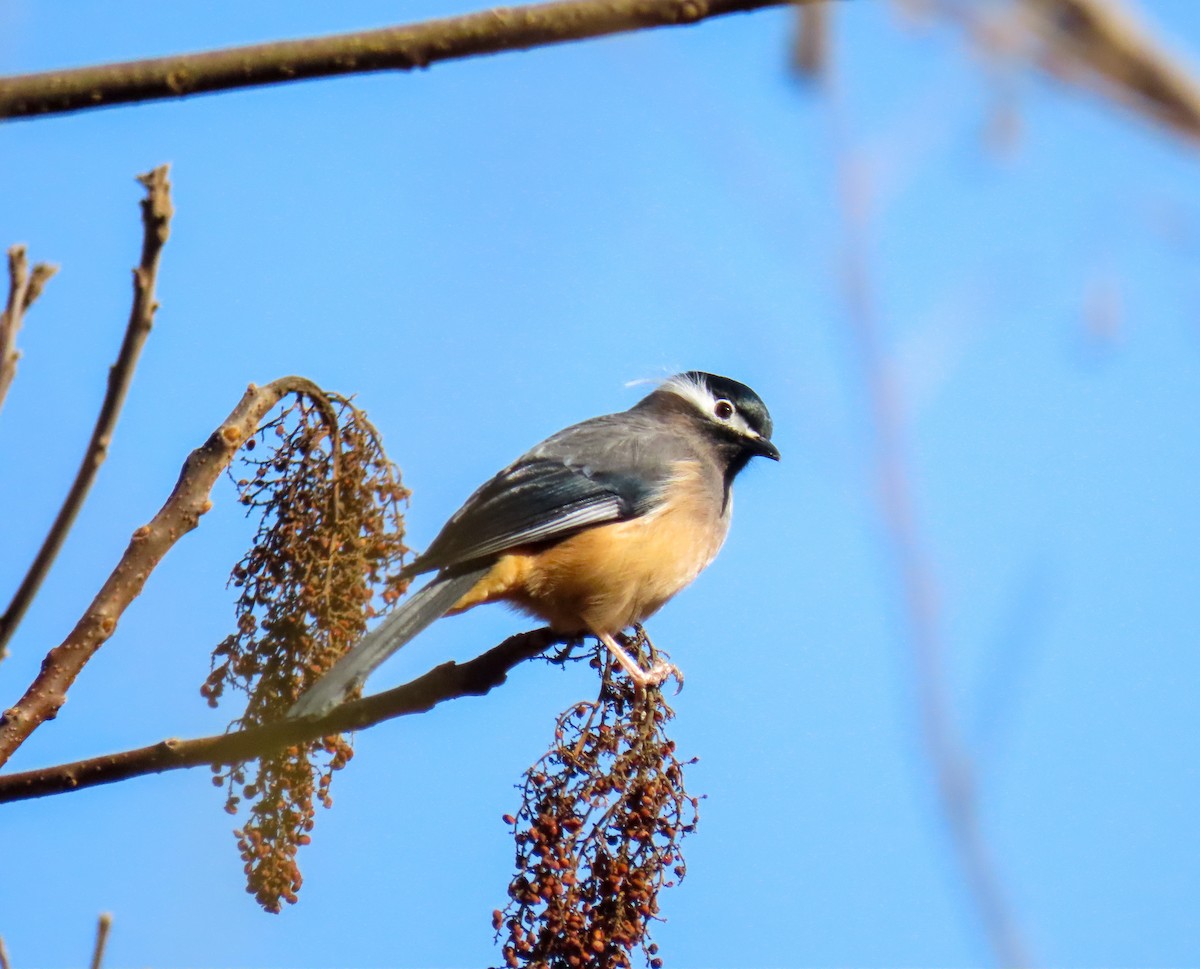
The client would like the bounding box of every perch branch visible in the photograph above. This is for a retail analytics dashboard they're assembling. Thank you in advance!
[0,375,329,767]
[0,627,565,803]
[0,0,810,121]
[0,245,58,416]
[0,167,172,660]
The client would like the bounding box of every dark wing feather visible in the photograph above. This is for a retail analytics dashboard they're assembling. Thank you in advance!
[405,412,679,576]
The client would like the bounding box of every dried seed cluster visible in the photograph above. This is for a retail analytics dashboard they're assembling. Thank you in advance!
[498,631,699,968]
[200,391,410,913]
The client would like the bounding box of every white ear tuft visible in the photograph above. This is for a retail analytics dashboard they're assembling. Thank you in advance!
[659,372,713,416]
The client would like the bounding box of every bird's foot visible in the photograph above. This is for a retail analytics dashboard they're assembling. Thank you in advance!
[622,657,683,694]
[597,630,682,694]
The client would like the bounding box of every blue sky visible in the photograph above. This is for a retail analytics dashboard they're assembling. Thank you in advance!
[1,1,1198,966]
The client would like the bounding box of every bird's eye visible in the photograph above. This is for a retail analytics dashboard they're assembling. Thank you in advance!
[713,399,735,420]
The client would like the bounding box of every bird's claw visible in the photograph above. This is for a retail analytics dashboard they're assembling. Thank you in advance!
[629,659,683,694]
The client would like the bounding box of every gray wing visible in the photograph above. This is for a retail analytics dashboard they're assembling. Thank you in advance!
[404,411,686,576]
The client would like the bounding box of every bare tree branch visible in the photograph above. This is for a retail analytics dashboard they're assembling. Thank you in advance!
[0,245,58,416]
[0,167,172,661]
[0,934,9,969]
[0,375,329,767]
[89,914,112,969]
[0,0,814,122]
[0,627,565,804]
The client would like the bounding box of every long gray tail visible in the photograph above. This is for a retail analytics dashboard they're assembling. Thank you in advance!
[288,565,491,719]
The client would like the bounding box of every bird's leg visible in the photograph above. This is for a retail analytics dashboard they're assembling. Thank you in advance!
[595,630,679,690]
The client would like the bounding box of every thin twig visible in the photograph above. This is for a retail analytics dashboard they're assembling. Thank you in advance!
[827,94,1030,966]
[89,914,112,969]
[0,627,565,804]
[0,934,9,969]
[0,375,328,767]
[0,167,172,661]
[0,0,816,121]
[0,245,59,417]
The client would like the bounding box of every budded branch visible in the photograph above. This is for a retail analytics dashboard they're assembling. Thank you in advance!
[0,246,57,416]
[0,167,172,659]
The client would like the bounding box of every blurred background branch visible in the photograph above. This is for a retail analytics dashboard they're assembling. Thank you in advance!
[1017,0,1200,139]
[835,145,1030,964]
[788,2,1200,963]
[835,134,1032,959]
[908,0,1200,141]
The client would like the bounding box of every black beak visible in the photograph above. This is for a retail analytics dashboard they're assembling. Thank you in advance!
[749,435,781,461]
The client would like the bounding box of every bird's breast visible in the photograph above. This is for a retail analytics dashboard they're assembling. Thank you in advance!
[489,460,730,634]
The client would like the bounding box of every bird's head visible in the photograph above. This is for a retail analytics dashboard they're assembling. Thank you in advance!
[644,371,780,470]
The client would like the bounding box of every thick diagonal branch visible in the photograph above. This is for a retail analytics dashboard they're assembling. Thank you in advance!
[0,167,172,660]
[0,0,802,121]
[0,246,58,416]
[0,376,328,767]
[0,628,565,803]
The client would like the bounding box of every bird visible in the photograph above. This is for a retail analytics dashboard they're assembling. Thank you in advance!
[289,371,779,719]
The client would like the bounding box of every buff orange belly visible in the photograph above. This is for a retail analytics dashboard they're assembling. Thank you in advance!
[448,478,730,636]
